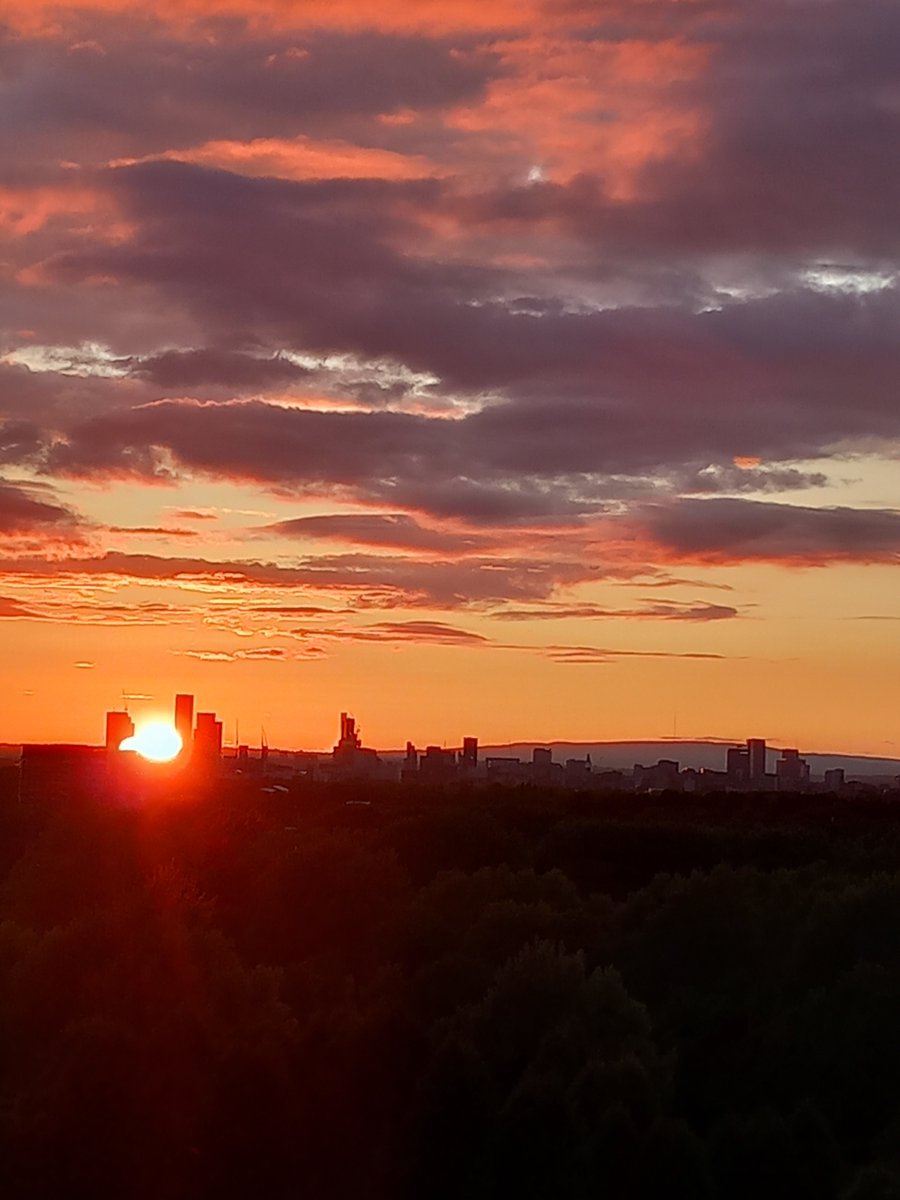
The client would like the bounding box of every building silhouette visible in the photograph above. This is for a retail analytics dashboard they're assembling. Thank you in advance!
[747,738,767,783]
[105,710,134,754]
[726,745,750,788]
[193,711,223,767]
[775,747,811,789]
[633,758,680,791]
[824,767,846,792]
[331,713,382,779]
[461,737,478,771]
[174,694,194,759]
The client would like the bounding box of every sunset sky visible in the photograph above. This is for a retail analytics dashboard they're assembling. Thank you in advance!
[1,0,898,754]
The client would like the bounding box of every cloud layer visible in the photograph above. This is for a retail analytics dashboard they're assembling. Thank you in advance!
[1,0,898,628]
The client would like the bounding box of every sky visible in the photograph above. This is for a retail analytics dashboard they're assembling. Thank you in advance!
[0,0,898,755]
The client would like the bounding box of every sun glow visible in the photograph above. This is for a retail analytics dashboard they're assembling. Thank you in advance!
[120,721,183,763]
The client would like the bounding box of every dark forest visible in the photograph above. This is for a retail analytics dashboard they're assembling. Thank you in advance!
[2,778,900,1198]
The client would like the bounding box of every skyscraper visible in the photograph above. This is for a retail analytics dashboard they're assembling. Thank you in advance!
[775,748,810,789]
[194,711,223,766]
[747,738,767,783]
[105,710,134,753]
[174,694,193,758]
[338,712,361,751]
[726,745,749,788]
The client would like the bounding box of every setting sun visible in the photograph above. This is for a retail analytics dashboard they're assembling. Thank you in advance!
[120,722,183,763]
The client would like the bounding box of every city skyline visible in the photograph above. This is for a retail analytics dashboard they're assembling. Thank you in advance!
[29,688,900,775]
[0,0,898,755]
[13,688,885,799]
[11,689,885,798]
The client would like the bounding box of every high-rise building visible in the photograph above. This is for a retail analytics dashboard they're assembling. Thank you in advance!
[419,745,457,780]
[775,748,810,789]
[331,712,381,779]
[726,745,749,788]
[174,694,193,758]
[633,759,680,791]
[337,712,361,752]
[194,712,223,765]
[747,738,767,782]
[461,737,478,769]
[105,710,134,753]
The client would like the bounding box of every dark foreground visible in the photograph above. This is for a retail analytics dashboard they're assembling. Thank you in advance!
[2,780,900,1199]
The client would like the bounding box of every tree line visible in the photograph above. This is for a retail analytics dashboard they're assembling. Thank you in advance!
[1,779,899,1198]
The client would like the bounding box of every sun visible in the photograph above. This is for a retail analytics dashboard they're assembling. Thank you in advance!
[120,721,183,763]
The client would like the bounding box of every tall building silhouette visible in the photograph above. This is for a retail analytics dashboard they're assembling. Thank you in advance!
[174,694,193,758]
[747,738,767,782]
[726,745,750,788]
[337,712,361,751]
[194,711,223,766]
[105,710,134,753]
[331,712,382,779]
[775,748,810,789]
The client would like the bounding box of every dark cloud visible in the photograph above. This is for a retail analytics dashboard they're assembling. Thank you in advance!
[26,286,900,520]
[26,160,898,496]
[0,362,146,428]
[0,477,79,533]
[1,0,898,589]
[266,512,497,553]
[456,0,900,263]
[0,548,601,607]
[641,499,900,563]
[127,348,311,390]
[0,25,495,165]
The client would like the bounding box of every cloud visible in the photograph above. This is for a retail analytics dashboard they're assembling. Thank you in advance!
[0,596,197,627]
[15,144,897,502]
[266,512,498,554]
[105,525,198,537]
[0,0,542,37]
[640,499,900,564]
[0,0,898,604]
[136,136,446,183]
[176,645,322,662]
[0,26,495,168]
[0,480,72,531]
[544,645,727,665]
[0,478,86,550]
[335,619,488,645]
[248,603,348,615]
[0,595,39,617]
[0,548,603,607]
[494,601,739,622]
[126,348,312,390]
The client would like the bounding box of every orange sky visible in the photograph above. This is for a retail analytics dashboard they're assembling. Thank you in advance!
[1,0,898,755]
